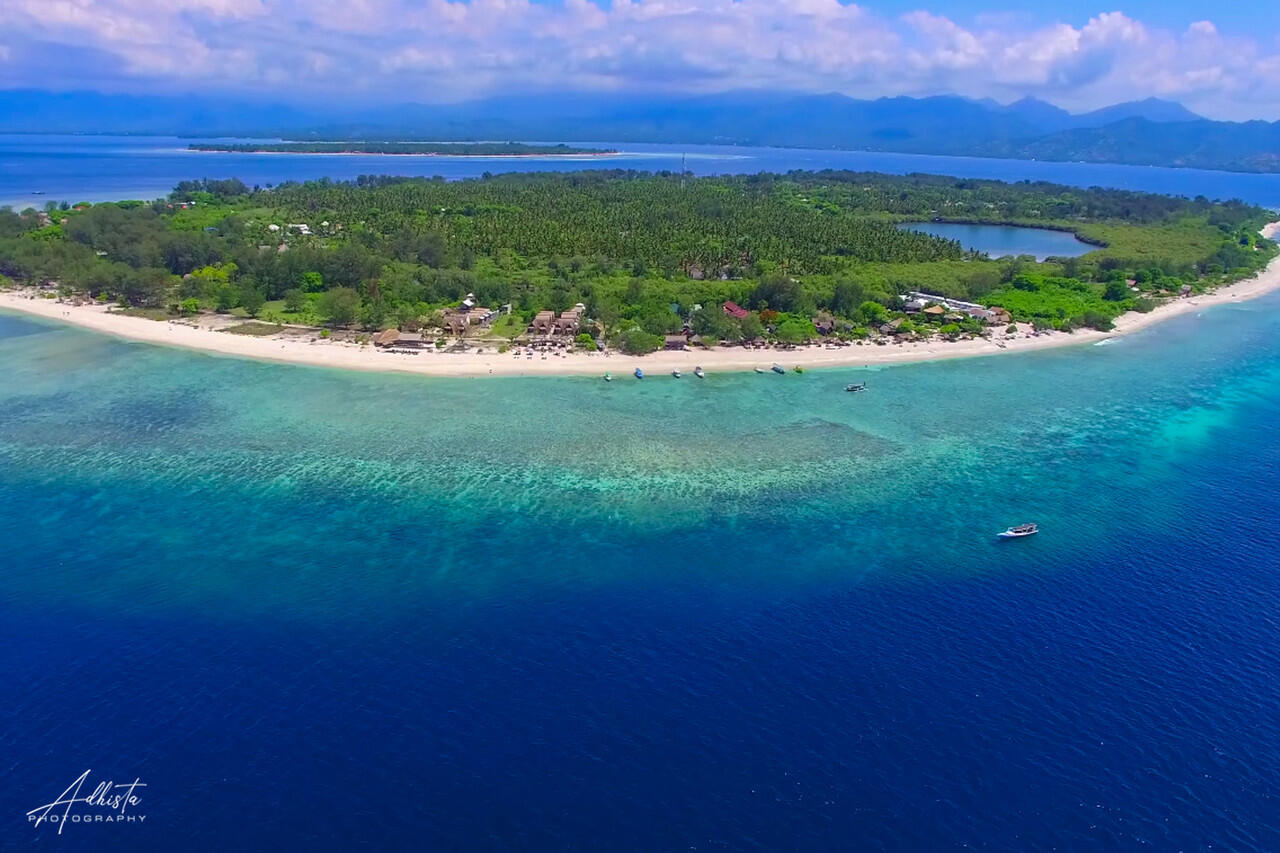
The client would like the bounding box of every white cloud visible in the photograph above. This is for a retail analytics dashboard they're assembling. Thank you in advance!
[0,0,1278,119]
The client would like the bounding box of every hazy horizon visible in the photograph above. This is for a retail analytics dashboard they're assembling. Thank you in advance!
[3,2,1280,121]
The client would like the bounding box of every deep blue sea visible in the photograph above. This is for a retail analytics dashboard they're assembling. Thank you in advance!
[4,288,1280,849]
[4,134,1280,210]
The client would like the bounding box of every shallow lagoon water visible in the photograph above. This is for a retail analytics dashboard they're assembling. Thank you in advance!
[898,221,1095,260]
[3,296,1280,850]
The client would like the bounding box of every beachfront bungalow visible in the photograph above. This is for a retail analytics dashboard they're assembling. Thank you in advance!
[554,306,584,336]
[529,310,556,335]
[1180,284,1193,297]
[723,301,750,319]
[665,334,688,350]
[397,332,426,348]
[921,305,946,319]
[447,315,469,336]
[964,306,1010,325]
[375,329,426,349]
[813,313,836,335]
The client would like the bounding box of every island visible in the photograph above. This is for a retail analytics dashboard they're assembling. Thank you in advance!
[1,170,1276,377]
[188,142,617,157]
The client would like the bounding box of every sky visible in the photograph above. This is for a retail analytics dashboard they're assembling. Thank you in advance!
[3,1,1280,120]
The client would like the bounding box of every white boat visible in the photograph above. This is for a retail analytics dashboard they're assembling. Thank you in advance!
[845,382,867,393]
[672,369,682,378]
[694,366,705,378]
[603,372,612,382]
[998,523,1038,539]
[754,367,765,374]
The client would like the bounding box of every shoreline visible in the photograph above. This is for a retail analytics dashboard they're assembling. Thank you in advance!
[3,227,1278,378]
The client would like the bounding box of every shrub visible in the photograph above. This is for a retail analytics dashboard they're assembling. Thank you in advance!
[620,328,663,354]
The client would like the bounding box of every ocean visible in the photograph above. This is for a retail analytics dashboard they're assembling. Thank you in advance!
[3,290,1280,849]
[4,135,1280,211]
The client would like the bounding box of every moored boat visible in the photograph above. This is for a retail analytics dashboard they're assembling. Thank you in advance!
[634,368,644,379]
[754,367,765,374]
[604,372,612,382]
[845,382,867,393]
[672,369,682,378]
[771,363,785,374]
[694,366,705,378]
[998,523,1038,539]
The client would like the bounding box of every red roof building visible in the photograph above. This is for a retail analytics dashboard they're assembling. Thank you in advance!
[723,301,750,319]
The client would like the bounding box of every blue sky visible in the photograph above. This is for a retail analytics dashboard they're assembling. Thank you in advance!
[3,1,1279,119]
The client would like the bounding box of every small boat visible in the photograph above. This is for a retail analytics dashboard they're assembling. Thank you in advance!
[771,363,785,374]
[794,366,804,374]
[603,372,612,382]
[754,367,765,374]
[998,523,1039,539]
[845,382,867,393]
[634,368,644,379]
[693,366,705,379]
[672,369,682,378]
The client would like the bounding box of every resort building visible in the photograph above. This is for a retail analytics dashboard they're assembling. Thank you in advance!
[373,330,426,349]
[529,310,556,335]
[554,305,585,336]
[665,334,688,350]
[723,301,750,319]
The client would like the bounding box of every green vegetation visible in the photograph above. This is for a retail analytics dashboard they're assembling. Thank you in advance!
[190,142,615,156]
[223,321,284,336]
[1,171,1273,347]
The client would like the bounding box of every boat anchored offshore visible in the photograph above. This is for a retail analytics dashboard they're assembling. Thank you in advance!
[998,523,1039,539]
[634,368,644,379]
[771,363,786,374]
[603,372,612,382]
[755,367,765,374]
[694,366,705,378]
[672,369,682,378]
[845,382,867,393]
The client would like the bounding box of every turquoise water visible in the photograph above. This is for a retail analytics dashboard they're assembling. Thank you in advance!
[898,221,1095,260]
[5,134,1280,210]
[4,301,1280,849]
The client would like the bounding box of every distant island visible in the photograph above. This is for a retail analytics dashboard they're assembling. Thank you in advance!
[188,142,617,157]
[7,89,1280,173]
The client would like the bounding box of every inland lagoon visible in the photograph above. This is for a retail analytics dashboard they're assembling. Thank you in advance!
[4,289,1280,850]
[897,221,1097,260]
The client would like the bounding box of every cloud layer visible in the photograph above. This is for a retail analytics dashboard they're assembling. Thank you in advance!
[3,0,1279,119]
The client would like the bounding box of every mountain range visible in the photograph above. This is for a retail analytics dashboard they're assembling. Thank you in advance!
[2,89,1277,173]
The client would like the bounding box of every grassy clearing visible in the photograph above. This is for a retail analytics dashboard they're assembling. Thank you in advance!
[222,321,284,336]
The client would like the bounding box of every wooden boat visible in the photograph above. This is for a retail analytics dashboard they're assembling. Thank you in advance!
[998,523,1038,539]
[694,366,705,378]
[771,363,785,374]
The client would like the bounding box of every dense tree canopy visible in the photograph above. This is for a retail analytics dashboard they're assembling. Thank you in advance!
[1,170,1273,341]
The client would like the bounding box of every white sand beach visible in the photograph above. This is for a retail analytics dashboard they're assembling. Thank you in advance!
[4,225,1279,378]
